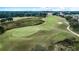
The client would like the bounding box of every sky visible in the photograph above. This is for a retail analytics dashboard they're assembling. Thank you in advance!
[0,0,79,7]
[0,0,79,11]
[0,7,79,11]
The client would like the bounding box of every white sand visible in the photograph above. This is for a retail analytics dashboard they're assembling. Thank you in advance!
[58,22,63,24]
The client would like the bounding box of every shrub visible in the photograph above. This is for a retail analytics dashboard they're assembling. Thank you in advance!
[0,26,5,34]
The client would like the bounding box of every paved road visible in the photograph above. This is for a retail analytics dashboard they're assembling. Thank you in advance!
[66,22,79,37]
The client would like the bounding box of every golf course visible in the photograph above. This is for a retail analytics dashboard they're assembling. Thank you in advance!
[0,15,78,51]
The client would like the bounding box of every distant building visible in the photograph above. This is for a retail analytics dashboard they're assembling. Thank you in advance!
[59,12,64,16]
[47,13,52,16]
[72,15,79,22]
[72,15,79,19]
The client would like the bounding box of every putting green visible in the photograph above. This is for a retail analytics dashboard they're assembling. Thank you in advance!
[5,26,40,38]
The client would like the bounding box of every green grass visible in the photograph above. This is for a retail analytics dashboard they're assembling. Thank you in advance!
[7,26,40,39]
[40,16,68,30]
[3,16,68,38]
[0,15,78,50]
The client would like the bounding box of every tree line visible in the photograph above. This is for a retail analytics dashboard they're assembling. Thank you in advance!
[65,16,79,32]
[0,11,48,18]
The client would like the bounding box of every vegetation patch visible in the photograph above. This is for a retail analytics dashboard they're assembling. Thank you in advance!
[1,17,44,30]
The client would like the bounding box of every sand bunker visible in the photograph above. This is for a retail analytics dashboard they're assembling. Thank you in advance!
[58,22,63,24]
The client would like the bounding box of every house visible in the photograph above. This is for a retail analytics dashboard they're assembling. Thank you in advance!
[47,13,52,16]
[59,12,64,16]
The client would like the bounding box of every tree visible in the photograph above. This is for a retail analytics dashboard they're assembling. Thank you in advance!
[7,17,13,21]
[65,16,79,31]
[0,26,5,34]
[67,17,79,30]
[0,18,6,23]
[54,37,76,51]
[65,16,72,21]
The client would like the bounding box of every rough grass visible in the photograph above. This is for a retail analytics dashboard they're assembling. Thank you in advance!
[1,17,43,30]
[0,16,78,51]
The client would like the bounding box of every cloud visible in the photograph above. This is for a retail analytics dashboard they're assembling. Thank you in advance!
[0,0,79,7]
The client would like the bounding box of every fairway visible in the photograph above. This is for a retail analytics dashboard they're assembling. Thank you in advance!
[40,16,67,30]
